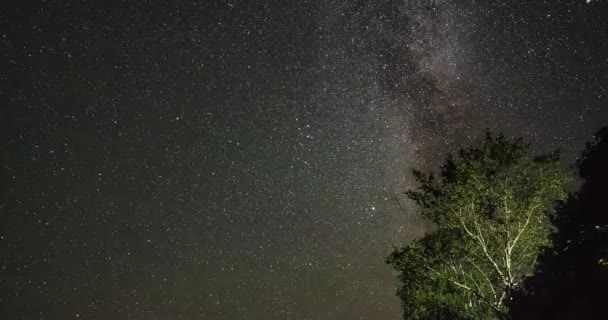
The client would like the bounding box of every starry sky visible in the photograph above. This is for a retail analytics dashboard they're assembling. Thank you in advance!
[1,1,607,319]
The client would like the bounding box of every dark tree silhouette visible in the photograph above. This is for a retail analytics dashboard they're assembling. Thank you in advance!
[509,126,608,319]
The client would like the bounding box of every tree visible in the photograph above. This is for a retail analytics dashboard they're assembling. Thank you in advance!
[509,126,608,319]
[387,133,570,319]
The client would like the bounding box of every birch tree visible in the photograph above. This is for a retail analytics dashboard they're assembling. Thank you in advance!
[387,133,570,320]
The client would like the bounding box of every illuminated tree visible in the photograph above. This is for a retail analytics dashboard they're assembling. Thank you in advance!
[387,133,570,319]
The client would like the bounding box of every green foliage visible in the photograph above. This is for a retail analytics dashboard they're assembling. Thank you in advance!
[387,133,570,319]
[508,126,608,319]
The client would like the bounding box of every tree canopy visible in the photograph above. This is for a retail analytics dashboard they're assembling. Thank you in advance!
[509,126,608,319]
[387,133,570,319]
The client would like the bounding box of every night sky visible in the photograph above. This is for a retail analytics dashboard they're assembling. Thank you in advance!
[1,1,607,319]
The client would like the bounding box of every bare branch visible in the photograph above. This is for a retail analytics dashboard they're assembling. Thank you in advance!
[466,256,497,302]
[456,209,508,285]
[509,202,540,255]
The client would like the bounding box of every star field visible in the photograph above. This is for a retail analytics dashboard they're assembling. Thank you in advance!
[1,1,607,319]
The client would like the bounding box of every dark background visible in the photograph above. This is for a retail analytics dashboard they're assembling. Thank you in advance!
[1,0,607,319]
